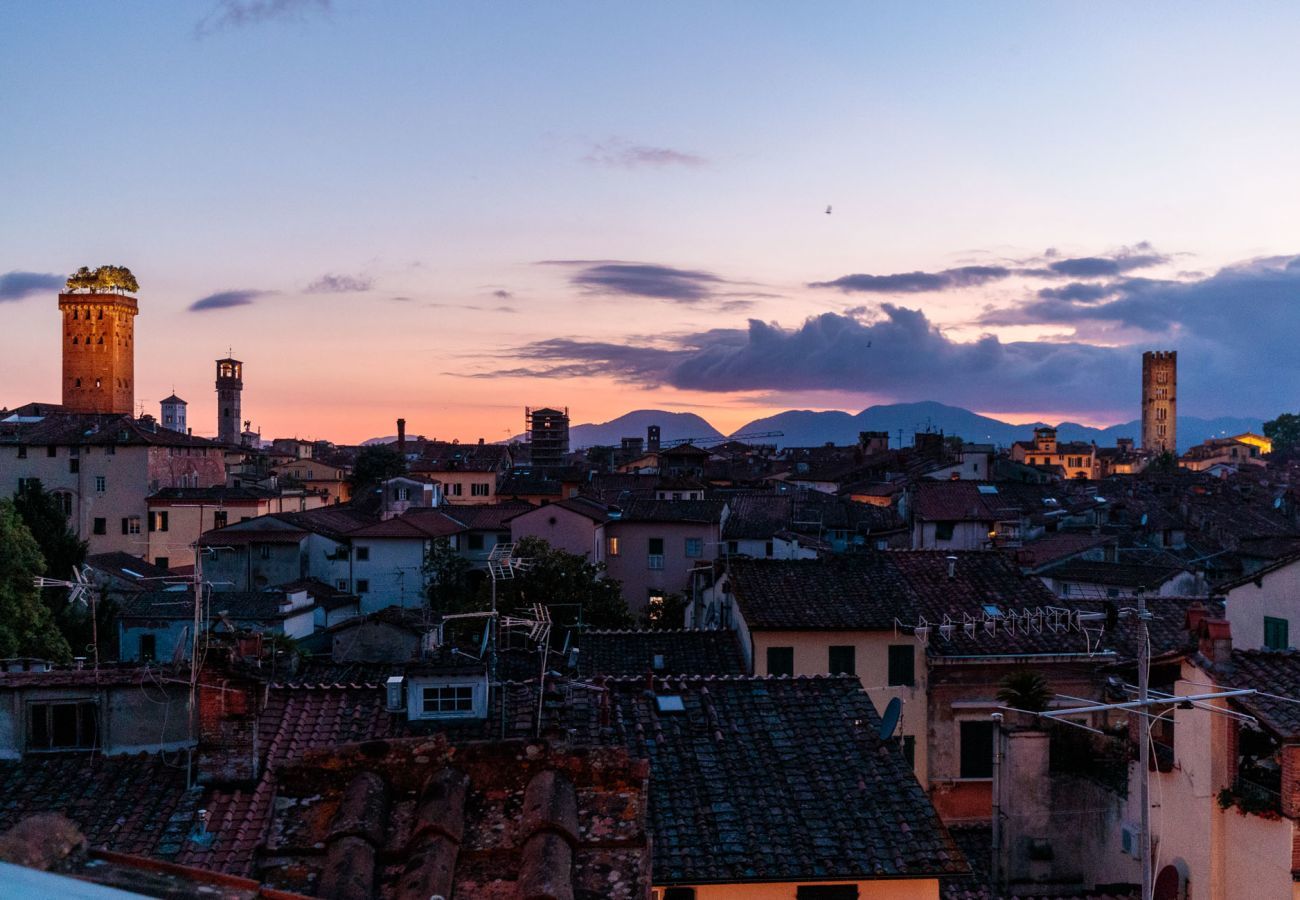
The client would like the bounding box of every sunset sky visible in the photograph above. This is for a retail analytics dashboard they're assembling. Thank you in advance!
[5,3,1300,443]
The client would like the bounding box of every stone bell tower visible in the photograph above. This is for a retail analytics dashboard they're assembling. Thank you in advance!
[59,266,140,415]
[1141,350,1177,454]
[216,356,244,445]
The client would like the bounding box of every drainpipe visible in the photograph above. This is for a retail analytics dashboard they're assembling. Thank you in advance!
[991,711,1004,891]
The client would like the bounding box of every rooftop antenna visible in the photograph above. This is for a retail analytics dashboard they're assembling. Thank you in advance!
[34,565,100,672]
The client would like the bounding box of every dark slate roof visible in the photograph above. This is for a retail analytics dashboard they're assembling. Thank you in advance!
[1012,532,1115,571]
[119,590,309,621]
[612,498,726,524]
[1203,649,1300,740]
[721,494,793,540]
[85,552,175,587]
[589,675,967,883]
[442,502,534,531]
[1042,559,1185,589]
[0,752,200,860]
[275,506,376,541]
[574,628,746,677]
[728,553,1095,657]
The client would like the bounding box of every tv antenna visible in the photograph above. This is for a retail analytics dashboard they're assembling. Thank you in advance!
[33,565,101,671]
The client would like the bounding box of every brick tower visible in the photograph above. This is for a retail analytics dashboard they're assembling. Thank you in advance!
[1141,350,1177,454]
[59,285,139,415]
[216,357,243,445]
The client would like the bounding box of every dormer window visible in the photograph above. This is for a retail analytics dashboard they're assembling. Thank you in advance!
[407,675,487,720]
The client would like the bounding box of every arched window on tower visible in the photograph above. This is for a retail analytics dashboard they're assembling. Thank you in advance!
[97,336,104,344]
[97,309,103,320]
[72,310,78,320]
[74,378,81,387]
[72,337,78,345]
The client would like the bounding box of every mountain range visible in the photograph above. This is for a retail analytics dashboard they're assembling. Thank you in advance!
[559,402,1263,454]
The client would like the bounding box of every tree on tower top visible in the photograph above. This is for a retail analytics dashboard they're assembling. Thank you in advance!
[65,265,139,294]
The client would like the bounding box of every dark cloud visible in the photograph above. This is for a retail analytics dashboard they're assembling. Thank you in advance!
[584,139,708,169]
[474,305,1134,413]
[195,0,330,38]
[0,271,63,302]
[1035,282,1116,303]
[493,289,513,300]
[305,273,373,293]
[544,260,728,304]
[189,289,270,312]
[1046,253,1167,278]
[809,266,1013,294]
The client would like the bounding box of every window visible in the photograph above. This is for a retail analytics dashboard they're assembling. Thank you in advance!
[767,646,794,676]
[355,546,370,561]
[356,579,370,593]
[28,701,98,751]
[396,487,410,501]
[960,720,995,778]
[726,540,738,555]
[468,533,484,551]
[95,476,106,492]
[421,684,475,716]
[663,890,697,900]
[647,591,666,625]
[149,511,169,532]
[68,458,79,474]
[764,540,774,557]
[16,445,26,459]
[139,634,156,663]
[828,645,856,676]
[337,579,348,590]
[154,557,169,569]
[684,537,702,558]
[796,886,859,900]
[52,492,72,517]
[901,735,916,767]
[213,510,228,529]
[934,521,956,541]
[648,537,664,570]
[471,483,490,497]
[1265,616,1290,651]
[259,544,271,560]
[47,445,58,458]
[448,482,463,496]
[121,516,141,535]
[92,517,106,535]
[888,644,915,686]
[607,536,620,556]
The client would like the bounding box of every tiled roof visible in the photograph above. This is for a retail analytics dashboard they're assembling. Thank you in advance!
[1075,596,1224,662]
[0,413,222,449]
[147,486,280,503]
[574,628,746,677]
[1013,532,1115,571]
[239,737,651,899]
[721,494,793,539]
[728,553,1093,657]
[0,753,200,860]
[347,512,462,539]
[590,675,967,883]
[275,507,376,541]
[612,498,726,524]
[409,442,511,473]
[1204,649,1300,740]
[914,481,1074,523]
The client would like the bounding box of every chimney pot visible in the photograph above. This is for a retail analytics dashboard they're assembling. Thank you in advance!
[1198,619,1233,664]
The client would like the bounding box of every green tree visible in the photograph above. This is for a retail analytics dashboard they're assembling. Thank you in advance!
[13,483,100,656]
[997,670,1055,714]
[484,536,632,630]
[424,537,477,614]
[348,444,407,503]
[1263,413,1300,455]
[0,499,72,661]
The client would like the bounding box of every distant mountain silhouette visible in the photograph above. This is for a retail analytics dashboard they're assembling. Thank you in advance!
[368,401,1263,454]
[730,401,1262,453]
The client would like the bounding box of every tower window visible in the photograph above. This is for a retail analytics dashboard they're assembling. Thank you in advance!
[97,336,103,344]
[74,378,81,387]
[94,379,101,388]
[72,337,78,345]
[72,310,78,320]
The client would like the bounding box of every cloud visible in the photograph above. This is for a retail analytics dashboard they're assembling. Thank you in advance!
[492,289,513,300]
[0,271,63,302]
[584,138,708,169]
[809,265,1013,294]
[194,0,330,38]
[189,289,271,312]
[542,260,729,304]
[1045,253,1167,278]
[305,273,373,294]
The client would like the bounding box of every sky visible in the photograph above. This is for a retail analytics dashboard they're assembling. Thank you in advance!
[4,2,1300,443]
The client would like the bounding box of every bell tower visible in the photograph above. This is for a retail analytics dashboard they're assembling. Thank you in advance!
[1141,350,1177,454]
[59,266,139,415]
[216,356,243,445]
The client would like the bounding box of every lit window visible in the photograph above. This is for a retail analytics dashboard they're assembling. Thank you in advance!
[607,536,620,556]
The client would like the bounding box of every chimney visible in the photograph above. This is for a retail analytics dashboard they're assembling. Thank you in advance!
[1183,601,1209,637]
[397,418,406,457]
[1198,619,1233,665]
[946,555,958,579]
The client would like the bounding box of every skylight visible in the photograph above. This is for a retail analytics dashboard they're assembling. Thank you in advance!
[977,485,999,495]
[983,604,1004,617]
[655,695,685,713]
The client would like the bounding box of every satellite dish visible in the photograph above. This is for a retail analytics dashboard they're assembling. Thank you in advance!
[879,697,902,741]
[1140,513,1148,526]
